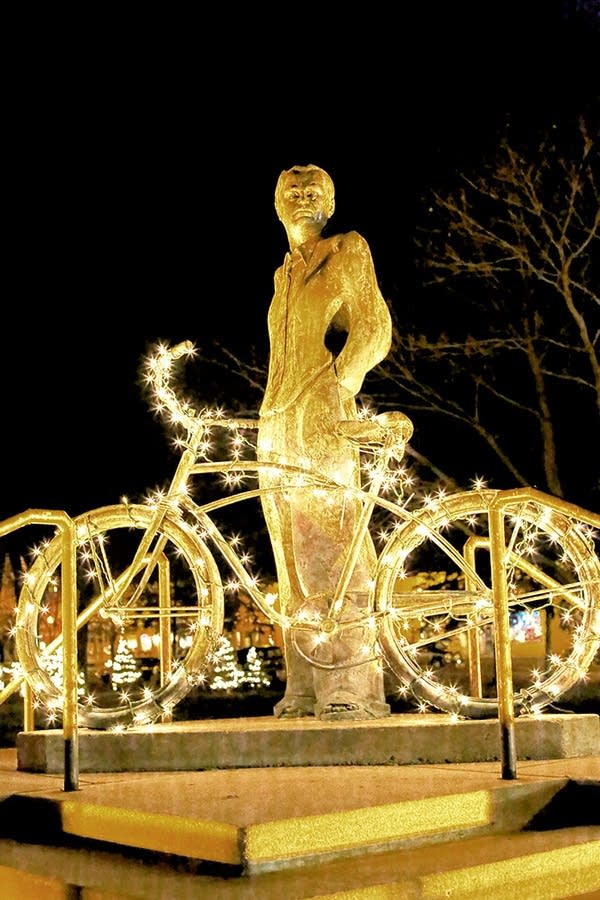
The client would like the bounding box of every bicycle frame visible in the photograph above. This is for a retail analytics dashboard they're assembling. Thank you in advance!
[10,340,600,742]
[120,342,420,642]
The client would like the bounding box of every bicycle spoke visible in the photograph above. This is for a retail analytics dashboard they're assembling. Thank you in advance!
[376,489,600,717]
[16,504,224,728]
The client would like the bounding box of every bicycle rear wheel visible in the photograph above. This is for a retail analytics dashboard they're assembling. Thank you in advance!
[376,489,600,718]
[16,504,224,728]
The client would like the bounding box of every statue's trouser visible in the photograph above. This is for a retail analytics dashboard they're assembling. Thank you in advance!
[258,383,390,719]
[274,607,391,718]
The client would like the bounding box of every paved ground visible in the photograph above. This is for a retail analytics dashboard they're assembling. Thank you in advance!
[2,746,600,821]
[0,745,599,898]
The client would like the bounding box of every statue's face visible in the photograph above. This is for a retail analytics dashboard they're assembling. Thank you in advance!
[276,171,333,231]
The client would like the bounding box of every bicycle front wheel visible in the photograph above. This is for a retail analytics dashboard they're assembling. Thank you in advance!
[16,504,224,728]
[376,489,600,718]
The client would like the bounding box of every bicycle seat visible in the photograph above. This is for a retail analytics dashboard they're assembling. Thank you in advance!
[335,419,388,446]
[336,411,413,452]
[374,411,414,443]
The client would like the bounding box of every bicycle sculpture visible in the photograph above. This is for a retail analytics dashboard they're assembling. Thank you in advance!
[13,341,600,729]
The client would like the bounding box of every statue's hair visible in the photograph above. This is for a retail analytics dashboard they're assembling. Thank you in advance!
[275,164,335,220]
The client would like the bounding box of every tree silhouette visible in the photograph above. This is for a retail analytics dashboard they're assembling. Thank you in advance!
[374,116,599,509]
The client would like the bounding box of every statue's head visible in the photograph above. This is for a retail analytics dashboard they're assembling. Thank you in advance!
[274,164,335,228]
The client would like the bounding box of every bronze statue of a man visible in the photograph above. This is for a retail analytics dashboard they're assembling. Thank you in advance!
[257,164,392,721]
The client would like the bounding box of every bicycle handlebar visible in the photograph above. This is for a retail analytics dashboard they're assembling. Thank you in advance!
[169,340,195,360]
[147,341,412,449]
[146,341,260,435]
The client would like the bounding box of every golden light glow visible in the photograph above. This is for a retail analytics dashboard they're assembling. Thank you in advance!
[0,173,598,745]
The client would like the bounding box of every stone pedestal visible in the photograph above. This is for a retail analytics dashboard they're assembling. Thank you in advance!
[17,712,600,774]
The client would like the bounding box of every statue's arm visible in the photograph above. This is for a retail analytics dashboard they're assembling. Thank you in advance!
[332,231,392,397]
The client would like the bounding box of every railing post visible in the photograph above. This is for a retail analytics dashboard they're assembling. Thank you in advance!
[0,509,80,790]
[23,681,35,732]
[61,515,79,791]
[158,554,172,723]
[463,537,483,699]
[488,502,517,779]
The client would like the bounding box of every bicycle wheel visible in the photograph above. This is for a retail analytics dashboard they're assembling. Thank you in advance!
[376,488,600,718]
[16,504,224,728]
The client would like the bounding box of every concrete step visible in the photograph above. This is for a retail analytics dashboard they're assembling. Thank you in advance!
[1,772,598,876]
[0,805,598,898]
[0,739,598,897]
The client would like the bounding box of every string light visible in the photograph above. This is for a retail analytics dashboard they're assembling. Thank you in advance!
[6,340,599,734]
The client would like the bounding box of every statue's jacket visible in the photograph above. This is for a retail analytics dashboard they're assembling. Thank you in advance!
[257,229,392,596]
[260,230,391,419]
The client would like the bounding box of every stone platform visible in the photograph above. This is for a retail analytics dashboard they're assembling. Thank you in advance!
[17,712,600,774]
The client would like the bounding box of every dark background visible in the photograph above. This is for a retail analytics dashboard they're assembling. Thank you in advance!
[2,2,599,562]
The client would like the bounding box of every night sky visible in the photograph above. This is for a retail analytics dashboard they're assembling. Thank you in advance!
[2,3,598,561]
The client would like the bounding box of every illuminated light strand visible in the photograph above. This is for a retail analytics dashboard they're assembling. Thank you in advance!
[10,349,599,730]
[382,491,600,719]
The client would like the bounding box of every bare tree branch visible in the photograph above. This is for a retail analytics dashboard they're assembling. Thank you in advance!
[378,117,598,503]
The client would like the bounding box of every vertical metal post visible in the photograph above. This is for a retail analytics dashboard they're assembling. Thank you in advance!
[0,508,81,788]
[488,504,517,779]
[463,538,483,698]
[158,554,172,723]
[23,681,35,732]
[61,518,79,791]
